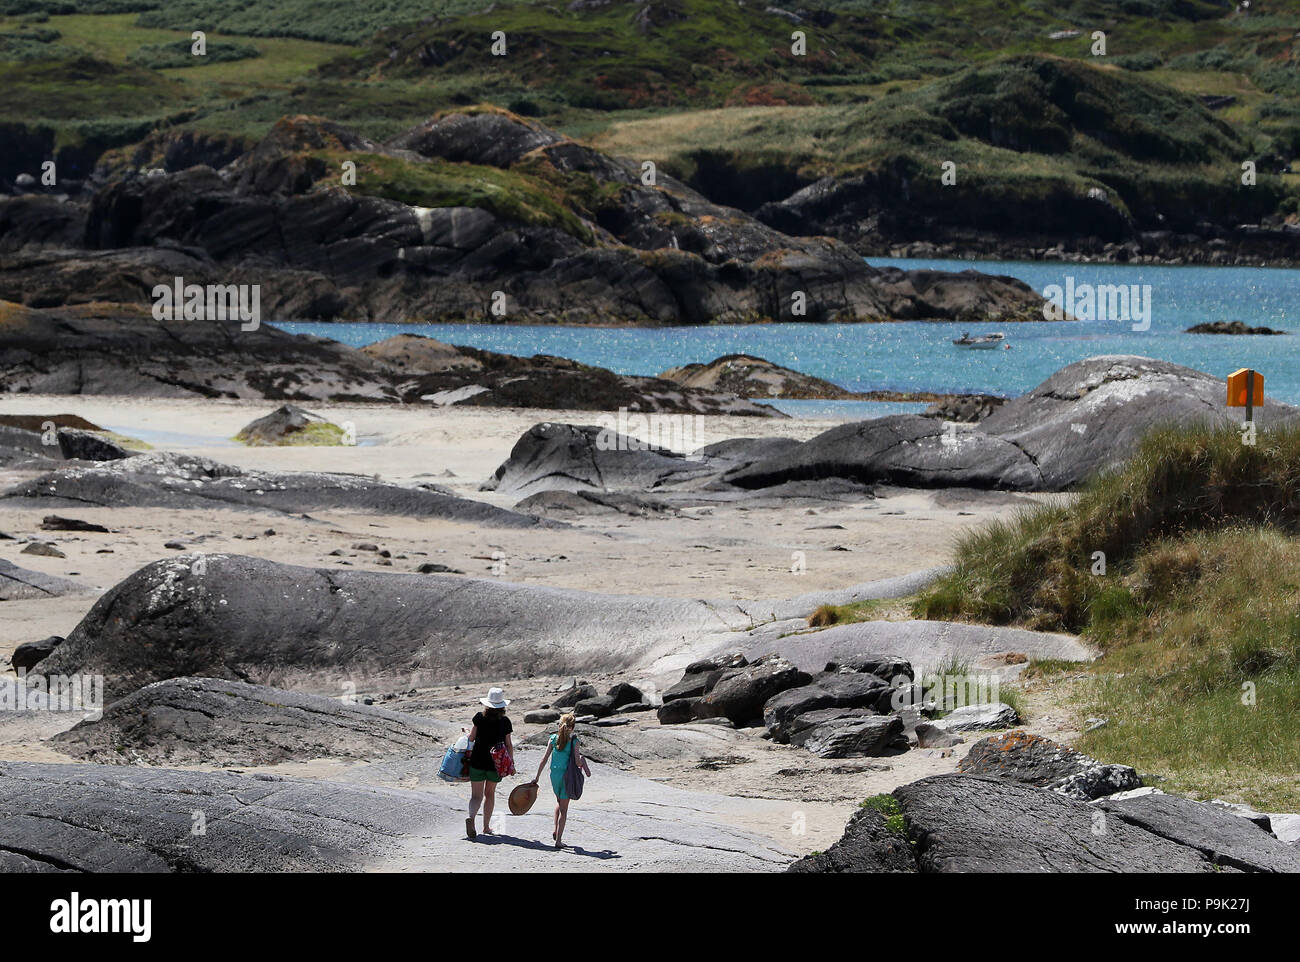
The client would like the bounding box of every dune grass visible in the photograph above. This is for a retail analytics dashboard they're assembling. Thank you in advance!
[915,421,1300,809]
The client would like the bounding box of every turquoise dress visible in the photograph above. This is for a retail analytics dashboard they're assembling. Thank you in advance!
[549,734,577,800]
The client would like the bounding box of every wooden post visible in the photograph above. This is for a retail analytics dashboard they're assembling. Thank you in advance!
[1246,370,1255,423]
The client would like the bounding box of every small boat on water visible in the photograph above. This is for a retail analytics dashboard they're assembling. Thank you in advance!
[952,331,1009,350]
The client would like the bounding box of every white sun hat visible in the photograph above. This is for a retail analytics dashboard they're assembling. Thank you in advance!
[481,687,510,709]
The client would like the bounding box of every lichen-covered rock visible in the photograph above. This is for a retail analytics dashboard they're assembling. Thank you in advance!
[958,730,1141,800]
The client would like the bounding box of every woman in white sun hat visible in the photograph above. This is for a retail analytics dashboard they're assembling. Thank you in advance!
[465,687,514,839]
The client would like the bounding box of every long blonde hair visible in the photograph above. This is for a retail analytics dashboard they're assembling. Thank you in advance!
[556,712,576,751]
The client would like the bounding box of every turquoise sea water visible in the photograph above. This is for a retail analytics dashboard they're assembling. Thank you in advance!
[276,258,1300,410]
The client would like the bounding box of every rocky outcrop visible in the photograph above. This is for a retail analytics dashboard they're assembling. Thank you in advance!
[1097,792,1300,873]
[0,757,791,872]
[0,302,781,415]
[724,356,1300,492]
[364,334,780,415]
[893,774,1219,872]
[52,677,450,767]
[483,422,722,498]
[786,806,918,873]
[1185,321,1286,335]
[0,559,91,602]
[0,300,396,401]
[658,354,853,400]
[5,451,553,528]
[34,554,794,698]
[0,112,1044,326]
[958,731,1141,801]
[763,672,896,742]
[692,654,811,726]
[235,404,344,445]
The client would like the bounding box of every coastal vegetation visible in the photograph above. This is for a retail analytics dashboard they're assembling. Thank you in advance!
[917,422,1300,808]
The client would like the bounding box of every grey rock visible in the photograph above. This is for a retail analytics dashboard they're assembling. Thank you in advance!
[1098,792,1300,873]
[743,619,1090,678]
[0,755,791,872]
[236,404,340,445]
[523,709,561,724]
[0,558,90,600]
[10,636,64,671]
[55,428,132,462]
[933,702,1020,732]
[52,677,449,767]
[825,654,914,681]
[695,654,812,726]
[790,711,907,758]
[36,554,779,698]
[21,541,64,558]
[786,806,917,873]
[684,651,748,675]
[606,683,644,709]
[896,774,1218,872]
[762,672,894,743]
[979,355,1300,488]
[8,452,554,529]
[657,698,701,725]
[40,515,109,533]
[614,701,653,714]
[662,672,712,703]
[724,414,1042,491]
[483,422,721,498]
[959,731,1141,800]
[417,562,465,574]
[574,695,617,719]
[0,760,439,872]
[553,684,598,709]
[915,722,963,749]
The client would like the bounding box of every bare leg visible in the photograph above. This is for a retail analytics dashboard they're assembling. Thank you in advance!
[555,798,570,847]
[467,781,484,838]
[482,780,497,834]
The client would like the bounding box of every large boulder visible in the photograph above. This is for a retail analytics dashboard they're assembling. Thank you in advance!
[762,672,894,742]
[35,554,758,698]
[482,422,719,498]
[659,354,853,400]
[978,355,1300,488]
[721,357,1300,493]
[235,404,343,445]
[723,415,1043,491]
[932,702,1020,733]
[787,710,907,758]
[694,654,812,725]
[1097,792,1300,873]
[786,806,918,873]
[894,774,1217,872]
[6,452,552,528]
[959,731,1141,800]
[52,677,450,767]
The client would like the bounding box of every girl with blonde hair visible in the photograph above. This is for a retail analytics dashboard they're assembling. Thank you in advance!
[530,712,591,849]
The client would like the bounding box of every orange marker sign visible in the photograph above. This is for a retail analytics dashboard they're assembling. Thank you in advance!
[1227,368,1262,421]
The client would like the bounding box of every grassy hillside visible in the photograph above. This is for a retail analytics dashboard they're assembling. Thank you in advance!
[0,0,1296,222]
[916,423,1300,808]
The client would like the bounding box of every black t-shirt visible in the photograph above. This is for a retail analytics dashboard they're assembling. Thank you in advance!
[470,711,512,771]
